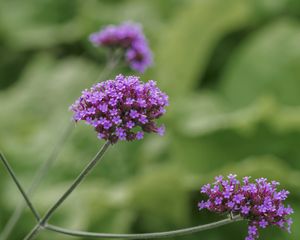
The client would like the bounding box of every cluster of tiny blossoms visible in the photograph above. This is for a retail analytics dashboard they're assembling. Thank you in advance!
[89,22,152,73]
[198,174,293,240]
[70,74,168,143]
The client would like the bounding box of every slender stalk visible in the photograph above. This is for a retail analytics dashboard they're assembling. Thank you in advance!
[23,141,111,240]
[0,123,73,240]
[0,153,40,222]
[44,216,242,239]
[0,151,243,240]
[1,53,120,240]
[98,50,122,82]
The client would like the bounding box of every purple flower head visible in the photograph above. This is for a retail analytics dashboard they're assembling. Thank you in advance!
[241,206,250,215]
[287,218,293,233]
[215,175,223,183]
[233,194,245,204]
[248,225,257,236]
[157,125,165,136]
[198,174,293,240]
[136,131,144,140]
[245,236,255,240]
[223,191,231,199]
[258,219,268,229]
[198,200,206,210]
[227,201,235,208]
[126,40,153,73]
[201,184,211,194]
[214,197,223,205]
[89,22,152,73]
[70,74,168,143]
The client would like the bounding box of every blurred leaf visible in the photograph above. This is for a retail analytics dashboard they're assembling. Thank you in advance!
[176,94,300,137]
[0,53,100,171]
[0,1,81,49]
[1,1,300,240]
[219,19,300,107]
[155,0,254,97]
[205,155,300,195]
[130,166,189,231]
[168,93,300,174]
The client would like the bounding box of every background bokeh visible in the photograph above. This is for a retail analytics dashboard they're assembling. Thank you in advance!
[1,0,300,239]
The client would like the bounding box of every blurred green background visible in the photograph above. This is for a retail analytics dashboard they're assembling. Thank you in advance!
[1,0,300,239]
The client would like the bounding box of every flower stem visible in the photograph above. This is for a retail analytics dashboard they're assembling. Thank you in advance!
[1,148,244,240]
[1,53,119,240]
[44,215,242,239]
[0,123,72,240]
[23,141,111,240]
[0,153,40,222]
[98,49,122,82]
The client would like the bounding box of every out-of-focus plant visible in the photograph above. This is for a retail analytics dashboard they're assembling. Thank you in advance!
[1,22,294,240]
[0,21,153,240]
[1,151,293,239]
[1,1,300,240]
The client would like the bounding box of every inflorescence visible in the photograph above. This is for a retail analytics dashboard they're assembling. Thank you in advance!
[198,174,293,240]
[70,74,168,143]
[89,22,152,73]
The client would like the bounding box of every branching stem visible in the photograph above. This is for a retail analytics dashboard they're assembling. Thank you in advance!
[23,141,111,240]
[44,215,242,239]
[0,153,40,222]
[0,51,120,240]
[1,151,244,240]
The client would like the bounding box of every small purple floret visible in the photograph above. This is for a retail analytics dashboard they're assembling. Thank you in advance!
[198,174,293,240]
[89,22,152,73]
[70,74,168,143]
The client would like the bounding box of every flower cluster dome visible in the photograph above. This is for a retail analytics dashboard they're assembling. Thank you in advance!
[70,74,168,143]
[89,22,152,73]
[199,174,293,240]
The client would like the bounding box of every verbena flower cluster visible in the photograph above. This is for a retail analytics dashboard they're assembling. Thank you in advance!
[89,22,152,73]
[198,174,293,240]
[70,74,168,143]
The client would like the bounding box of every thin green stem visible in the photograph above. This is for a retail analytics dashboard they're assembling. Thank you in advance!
[1,52,120,240]
[23,141,111,240]
[98,50,122,81]
[0,153,40,222]
[44,216,242,239]
[0,123,73,240]
[1,145,243,240]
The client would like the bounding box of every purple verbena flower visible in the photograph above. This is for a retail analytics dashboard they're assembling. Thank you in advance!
[215,175,223,183]
[227,201,235,208]
[201,184,211,194]
[125,40,152,73]
[245,236,255,240]
[248,225,257,236]
[223,191,231,199]
[233,194,245,204]
[70,74,168,143]
[89,22,152,73]
[241,206,250,215]
[136,131,144,140]
[258,219,268,229]
[198,174,293,240]
[214,197,223,205]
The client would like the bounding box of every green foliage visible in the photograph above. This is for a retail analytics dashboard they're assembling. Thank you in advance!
[1,0,300,239]
[156,0,254,96]
[219,19,300,107]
